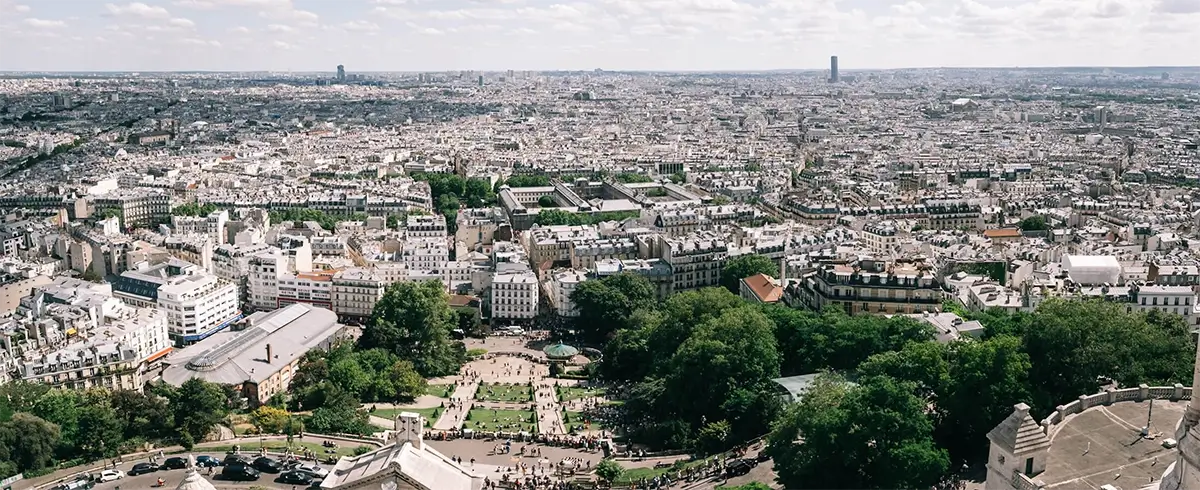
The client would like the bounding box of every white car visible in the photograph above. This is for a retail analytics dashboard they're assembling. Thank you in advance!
[99,470,124,482]
[293,463,329,479]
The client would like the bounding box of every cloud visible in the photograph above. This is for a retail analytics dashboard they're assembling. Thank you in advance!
[272,40,292,49]
[260,8,319,24]
[229,25,251,33]
[339,20,380,32]
[13,4,29,12]
[169,17,195,27]
[266,23,295,32]
[891,1,926,15]
[420,27,444,35]
[176,0,291,7]
[1155,0,1200,13]
[23,18,65,28]
[105,2,171,18]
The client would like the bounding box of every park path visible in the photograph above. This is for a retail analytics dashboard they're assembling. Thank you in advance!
[534,383,566,435]
[433,381,479,431]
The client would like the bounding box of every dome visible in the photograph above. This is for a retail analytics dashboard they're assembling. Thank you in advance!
[175,456,216,490]
[542,342,579,360]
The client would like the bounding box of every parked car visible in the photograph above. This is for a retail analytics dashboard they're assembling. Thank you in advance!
[277,471,314,486]
[221,464,261,481]
[253,457,283,474]
[195,455,222,468]
[129,463,159,476]
[725,459,754,477]
[291,463,329,479]
[224,454,254,466]
[98,470,124,482]
[163,457,188,470]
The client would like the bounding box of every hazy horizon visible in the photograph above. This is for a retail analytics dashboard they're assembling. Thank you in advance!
[2,0,1199,72]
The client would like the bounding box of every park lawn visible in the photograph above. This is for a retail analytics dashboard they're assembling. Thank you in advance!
[614,458,709,485]
[561,411,607,430]
[463,408,537,433]
[198,440,373,458]
[557,386,605,402]
[427,383,454,398]
[372,407,443,427]
[475,383,534,403]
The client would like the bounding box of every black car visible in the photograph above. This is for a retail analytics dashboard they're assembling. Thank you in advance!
[725,459,754,477]
[277,471,313,486]
[253,457,283,474]
[221,464,261,481]
[224,454,254,466]
[163,457,188,470]
[129,463,159,476]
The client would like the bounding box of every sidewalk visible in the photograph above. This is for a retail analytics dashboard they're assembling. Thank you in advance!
[534,384,566,435]
[433,381,478,431]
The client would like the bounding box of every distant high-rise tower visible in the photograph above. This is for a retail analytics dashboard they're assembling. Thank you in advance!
[830,55,839,83]
[336,65,346,81]
[478,75,484,87]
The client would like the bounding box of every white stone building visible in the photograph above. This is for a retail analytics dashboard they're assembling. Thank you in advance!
[490,270,539,322]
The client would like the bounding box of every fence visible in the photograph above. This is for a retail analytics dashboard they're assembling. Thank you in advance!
[1038,384,1191,435]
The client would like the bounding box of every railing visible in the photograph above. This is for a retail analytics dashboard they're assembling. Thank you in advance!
[1039,384,1191,435]
[1012,469,1044,490]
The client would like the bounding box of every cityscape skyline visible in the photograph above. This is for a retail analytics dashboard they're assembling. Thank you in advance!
[2,0,1199,72]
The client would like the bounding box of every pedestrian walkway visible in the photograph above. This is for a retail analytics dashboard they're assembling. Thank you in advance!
[533,383,566,435]
[433,381,479,431]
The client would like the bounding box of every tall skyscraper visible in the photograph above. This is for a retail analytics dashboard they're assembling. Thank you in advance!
[336,65,346,81]
[830,56,839,83]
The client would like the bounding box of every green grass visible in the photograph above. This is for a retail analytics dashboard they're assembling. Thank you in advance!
[614,458,709,485]
[463,408,537,433]
[426,383,454,398]
[198,440,373,458]
[475,382,533,403]
[556,385,605,402]
[561,411,606,430]
[371,407,443,427]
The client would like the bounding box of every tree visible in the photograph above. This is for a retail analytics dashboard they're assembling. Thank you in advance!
[537,195,556,207]
[110,389,172,441]
[615,172,653,183]
[172,379,228,443]
[857,341,950,402]
[329,358,372,396]
[76,403,122,457]
[384,360,427,402]
[570,273,657,343]
[250,406,292,434]
[937,335,1031,463]
[0,413,60,474]
[694,420,732,455]
[360,281,466,377]
[1022,299,1194,414]
[719,484,772,490]
[720,254,779,293]
[1018,215,1047,231]
[0,381,49,421]
[595,459,624,484]
[31,389,82,454]
[768,374,949,490]
[649,288,746,361]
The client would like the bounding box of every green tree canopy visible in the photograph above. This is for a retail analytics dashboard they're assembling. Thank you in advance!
[720,254,779,293]
[360,280,466,377]
[571,272,657,343]
[768,374,949,490]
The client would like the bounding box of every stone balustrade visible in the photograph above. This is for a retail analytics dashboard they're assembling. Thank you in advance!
[1038,384,1191,435]
[1012,469,1045,490]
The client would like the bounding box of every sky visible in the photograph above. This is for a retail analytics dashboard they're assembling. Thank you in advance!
[0,0,1198,72]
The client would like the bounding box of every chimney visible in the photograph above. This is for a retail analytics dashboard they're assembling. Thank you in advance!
[266,343,272,362]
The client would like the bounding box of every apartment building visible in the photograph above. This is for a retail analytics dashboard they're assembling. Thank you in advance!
[331,267,388,321]
[593,258,674,300]
[402,238,449,271]
[277,269,336,310]
[455,207,506,259]
[925,199,984,230]
[790,258,943,315]
[491,270,539,323]
[311,235,348,256]
[524,225,598,267]
[862,222,899,255]
[248,251,287,311]
[214,243,273,285]
[406,214,448,239]
[0,257,55,312]
[570,238,638,269]
[6,277,171,391]
[545,269,587,317]
[113,259,240,345]
[657,232,729,293]
[171,210,228,246]
[92,189,171,228]
[654,210,700,236]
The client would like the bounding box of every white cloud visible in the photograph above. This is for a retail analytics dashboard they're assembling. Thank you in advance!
[23,18,65,28]
[272,40,292,49]
[13,4,29,12]
[266,23,294,32]
[105,2,171,18]
[891,1,927,15]
[259,8,319,25]
[1155,0,1200,13]
[420,27,444,35]
[169,17,195,27]
[229,25,251,33]
[339,20,380,32]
